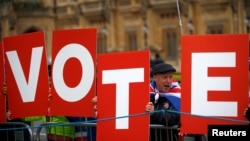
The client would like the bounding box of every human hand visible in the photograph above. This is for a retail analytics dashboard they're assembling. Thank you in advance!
[91,96,98,113]
[2,83,7,95]
[91,96,97,104]
[7,111,11,120]
[48,86,52,101]
[145,102,154,112]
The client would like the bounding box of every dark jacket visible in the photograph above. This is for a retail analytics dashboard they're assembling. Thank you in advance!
[245,107,250,123]
[149,95,180,141]
[150,95,180,126]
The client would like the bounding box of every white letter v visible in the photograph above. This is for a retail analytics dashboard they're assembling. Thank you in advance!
[6,47,43,102]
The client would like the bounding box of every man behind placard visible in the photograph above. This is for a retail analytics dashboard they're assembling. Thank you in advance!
[145,62,181,141]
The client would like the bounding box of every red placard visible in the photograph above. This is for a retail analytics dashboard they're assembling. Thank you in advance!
[180,34,249,134]
[97,51,150,141]
[0,42,6,122]
[50,28,97,117]
[249,35,250,105]
[3,32,49,119]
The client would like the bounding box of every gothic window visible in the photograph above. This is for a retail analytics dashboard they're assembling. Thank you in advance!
[206,25,224,34]
[118,0,130,6]
[163,29,178,60]
[125,31,138,51]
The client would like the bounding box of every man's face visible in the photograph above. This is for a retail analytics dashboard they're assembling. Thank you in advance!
[153,72,174,93]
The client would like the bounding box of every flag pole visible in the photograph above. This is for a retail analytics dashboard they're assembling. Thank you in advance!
[176,0,183,35]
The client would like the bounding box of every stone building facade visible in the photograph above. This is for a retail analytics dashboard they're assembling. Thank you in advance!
[0,0,249,72]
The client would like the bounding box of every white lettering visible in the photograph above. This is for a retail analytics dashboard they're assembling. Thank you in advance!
[53,43,94,102]
[212,129,218,136]
[102,68,144,129]
[192,52,237,116]
[6,47,43,102]
[212,129,247,136]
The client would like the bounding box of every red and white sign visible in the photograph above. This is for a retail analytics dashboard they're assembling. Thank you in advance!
[3,32,49,119]
[2,28,97,118]
[0,42,6,122]
[96,51,150,141]
[2,28,249,138]
[180,34,249,134]
[50,28,97,117]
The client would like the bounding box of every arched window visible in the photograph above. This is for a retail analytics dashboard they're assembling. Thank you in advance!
[163,28,178,60]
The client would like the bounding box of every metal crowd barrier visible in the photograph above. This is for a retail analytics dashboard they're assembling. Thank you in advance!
[0,122,206,141]
[0,122,33,141]
[35,122,96,141]
[35,122,180,141]
[150,124,179,141]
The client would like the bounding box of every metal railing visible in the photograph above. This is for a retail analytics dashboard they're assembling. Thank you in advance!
[35,122,179,141]
[0,122,206,141]
[0,122,33,141]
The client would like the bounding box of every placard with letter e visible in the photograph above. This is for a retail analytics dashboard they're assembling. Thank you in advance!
[180,34,249,134]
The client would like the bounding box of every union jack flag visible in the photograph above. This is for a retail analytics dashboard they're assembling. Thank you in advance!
[149,79,181,111]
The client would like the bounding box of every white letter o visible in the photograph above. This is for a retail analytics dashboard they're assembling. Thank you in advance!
[53,43,94,102]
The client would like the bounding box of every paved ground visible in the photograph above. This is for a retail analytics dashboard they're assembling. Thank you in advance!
[32,120,47,141]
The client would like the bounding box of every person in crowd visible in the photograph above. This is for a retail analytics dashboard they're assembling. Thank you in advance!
[5,64,76,141]
[244,108,250,122]
[24,116,75,141]
[145,62,181,141]
[1,81,33,141]
[150,53,164,78]
[244,57,250,123]
[152,53,164,67]
[6,94,75,141]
